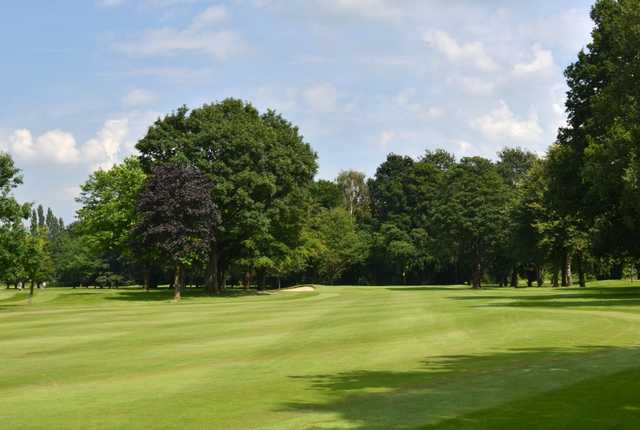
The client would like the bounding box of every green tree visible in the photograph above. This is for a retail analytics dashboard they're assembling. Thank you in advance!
[136,99,318,294]
[310,179,343,210]
[307,208,369,284]
[336,170,370,220]
[76,157,146,278]
[432,157,511,289]
[0,153,30,287]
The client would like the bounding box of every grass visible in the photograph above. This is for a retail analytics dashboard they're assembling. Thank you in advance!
[2,280,640,429]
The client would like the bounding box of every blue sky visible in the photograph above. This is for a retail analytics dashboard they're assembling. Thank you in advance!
[0,0,594,222]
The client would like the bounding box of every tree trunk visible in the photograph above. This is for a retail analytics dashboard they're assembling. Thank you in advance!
[471,259,482,289]
[205,246,220,295]
[526,268,534,288]
[143,268,150,292]
[29,280,34,297]
[577,251,586,288]
[561,252,571,287]
[174,264,183,301]
[536,265,543,287]
[277,277,282,290]
[243,272,252,290]
[217,266,226,292]
[257,269,265,291]
[552,263,559,288]
[510,269,518,288]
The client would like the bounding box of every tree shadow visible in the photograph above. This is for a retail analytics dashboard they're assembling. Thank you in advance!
[281,345,640,429]
[103,287,266,302]
[387,286,478,292]
[451,286,640,309]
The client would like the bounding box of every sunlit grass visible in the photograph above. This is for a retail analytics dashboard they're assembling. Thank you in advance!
[2,280,640,429]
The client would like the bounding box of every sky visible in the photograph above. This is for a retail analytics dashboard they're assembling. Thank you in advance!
[0,0,595,222]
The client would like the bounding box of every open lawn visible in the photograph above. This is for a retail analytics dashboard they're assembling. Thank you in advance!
[2,281,640,429]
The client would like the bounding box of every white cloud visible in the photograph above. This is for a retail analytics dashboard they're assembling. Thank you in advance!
[83,119,129,171]
[303,83,338,112]
[258,0,404,22]
[1,113,155,170]
[190,5,228,30]
[123,88,157,107]
[471,100,543,143]
[424,30,499,72]
[377,130,417,150]
[450,76,495,96]
[64,186,82,199]
[393,90,443,120]
[455,140,474,154]
[98,0,125,7]
[116,5,245,60]
[513,45,555,76]
[528,8,593,54]
[8,129,80,164]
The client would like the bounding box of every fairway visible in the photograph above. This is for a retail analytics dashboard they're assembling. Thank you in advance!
[3,282,640,429]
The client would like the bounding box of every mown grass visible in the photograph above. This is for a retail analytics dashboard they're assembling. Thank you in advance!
[2,280,640,429]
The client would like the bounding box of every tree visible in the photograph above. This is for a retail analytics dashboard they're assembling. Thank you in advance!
[310,179,343,210]
[432,157,511,289]
[136,99,318,294]
[51,223,105,288]
[0,153,30,287]
[307,208,369,284]
[76,157,146,282]
[336,170,370,220]
[551,0,640,273]
[37,205,45,229]
[22,229,54,298]
[496,147,538,187]
[133,164,217,301]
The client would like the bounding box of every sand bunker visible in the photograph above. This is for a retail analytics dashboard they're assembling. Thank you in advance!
[280,286,316,292]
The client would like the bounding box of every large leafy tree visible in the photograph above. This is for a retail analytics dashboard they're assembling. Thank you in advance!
[0,153,31,287]
[76,157,146,277]
[134,164,217,300]
[557,0,640,263]
[368,150,453,283]
[306,207,369,284]
[136,99,317,294]
[432,157,511,289]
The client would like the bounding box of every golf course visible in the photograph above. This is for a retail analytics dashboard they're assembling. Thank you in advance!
[3,281,640,429]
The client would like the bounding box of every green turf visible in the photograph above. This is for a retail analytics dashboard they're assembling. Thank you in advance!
[2,281,640,429]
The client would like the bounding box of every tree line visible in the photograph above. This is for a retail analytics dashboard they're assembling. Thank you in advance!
[1,0,639,296]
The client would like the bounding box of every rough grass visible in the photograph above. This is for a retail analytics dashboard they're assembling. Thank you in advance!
[2,280,640,429]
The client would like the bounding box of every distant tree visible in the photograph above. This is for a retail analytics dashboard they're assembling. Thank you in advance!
[45,207,58,238]
[22,229,54,298]
[37,205,45,229]
[307,207,369,284]
[133,164,218,300]
[336,170,370,220]
[29,209,37,236]
[496,147,538,187]
[310,179,343,210]
[432,157,511,289]
[51,223,104,287]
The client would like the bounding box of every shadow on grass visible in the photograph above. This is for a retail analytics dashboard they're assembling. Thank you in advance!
[451,286,640,309]
[387,286,477,292]
[103,287,266,302]
[282,345,640,429]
